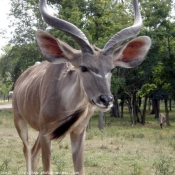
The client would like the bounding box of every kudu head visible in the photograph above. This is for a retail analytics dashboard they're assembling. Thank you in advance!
[36,0,151,112]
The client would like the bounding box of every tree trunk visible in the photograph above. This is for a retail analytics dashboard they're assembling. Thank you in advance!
[115,96,120,118]
[131,95,135,126]
[148,98,151,111]
[135,102,141,123]
[110,106,116,117]
[165,99,170,126]
[138,97,142,107]
[120,99,124,118]
[98,111,104,130]
[155,100,160,119]
[126,99,132,120]
[151,99,159,118]
[132,91,140,124]
[155,100,160,118]
[141,96,148,125]
[131,108,135,126]
[111,95,120,118]
[150,99,155,114]
[86,118,91,131]
[169,100,172,111]
[133,92,136,123]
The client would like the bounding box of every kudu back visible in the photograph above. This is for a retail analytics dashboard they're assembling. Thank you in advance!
[12,0,151,174]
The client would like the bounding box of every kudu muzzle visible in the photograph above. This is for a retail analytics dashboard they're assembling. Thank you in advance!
[99,94,114,107]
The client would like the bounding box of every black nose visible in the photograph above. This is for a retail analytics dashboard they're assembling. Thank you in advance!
[100,95,113,107]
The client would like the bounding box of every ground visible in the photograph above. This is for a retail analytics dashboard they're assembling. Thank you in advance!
[0,105,175,175]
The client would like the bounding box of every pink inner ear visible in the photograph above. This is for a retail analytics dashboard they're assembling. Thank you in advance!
[40,36,64,58]
[121,41,144,62]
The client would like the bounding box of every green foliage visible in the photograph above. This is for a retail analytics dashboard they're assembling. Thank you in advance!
[111,69,126,95]
[9,0,45,45]
[0,158,11,172]
[153,156,175,175]
[137,84,157,98]
[0,76,12,94]
[130,163,142,175]
[0,43,42,87]
[150,87,169,100]
[141,0,172,28]
[52,153,66,172]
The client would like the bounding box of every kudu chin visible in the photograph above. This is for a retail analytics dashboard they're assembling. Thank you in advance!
[12,0,151,174]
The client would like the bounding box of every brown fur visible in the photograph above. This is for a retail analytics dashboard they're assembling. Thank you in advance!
[49,109,85,140]
[13,0,151,174]
[13,61,94,174]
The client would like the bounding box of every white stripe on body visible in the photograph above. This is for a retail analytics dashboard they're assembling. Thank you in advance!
[23,64,48,108]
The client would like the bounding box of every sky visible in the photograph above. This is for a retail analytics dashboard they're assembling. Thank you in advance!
[0,0,55,55]
[0,0,11,55]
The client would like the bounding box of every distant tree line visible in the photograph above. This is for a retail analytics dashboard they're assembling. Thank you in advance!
[0,0,175,126]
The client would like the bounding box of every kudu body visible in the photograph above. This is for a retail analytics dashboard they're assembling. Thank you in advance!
[12,0,151,174]
[159,113,166,129]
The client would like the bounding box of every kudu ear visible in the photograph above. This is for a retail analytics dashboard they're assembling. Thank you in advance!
[36,30,81,67]
[112,36,151,68]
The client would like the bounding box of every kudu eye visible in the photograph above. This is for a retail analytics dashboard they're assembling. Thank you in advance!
[80,66,88,73]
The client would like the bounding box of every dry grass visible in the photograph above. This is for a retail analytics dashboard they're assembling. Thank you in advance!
[0,108,175,175]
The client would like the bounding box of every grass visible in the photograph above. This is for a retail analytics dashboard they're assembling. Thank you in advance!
[0,105,175,175]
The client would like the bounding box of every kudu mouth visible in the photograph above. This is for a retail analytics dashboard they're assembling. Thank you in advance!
[91,94,114,112]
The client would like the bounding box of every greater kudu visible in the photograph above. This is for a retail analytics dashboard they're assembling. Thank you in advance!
[12,0,151,174]
[159,113,166,129]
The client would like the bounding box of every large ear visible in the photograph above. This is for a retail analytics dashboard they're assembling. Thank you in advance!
[112,36,151,68]
[36,30,81,67]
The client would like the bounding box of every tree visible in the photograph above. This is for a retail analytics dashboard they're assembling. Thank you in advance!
[138,0,174,125]
[0,74,12,101]
[137,84,157,124]
[2,0,136,87]
[98,111,104,130]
